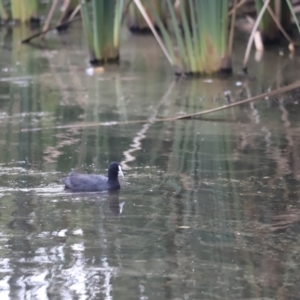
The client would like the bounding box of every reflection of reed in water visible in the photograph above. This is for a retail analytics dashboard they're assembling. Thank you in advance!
[233,87,300,237]
[122,122,153,169]
[122,81,175,170]
[43,133,81,163]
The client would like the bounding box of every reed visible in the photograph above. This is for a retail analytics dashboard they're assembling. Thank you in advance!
[286,0,300,36]
[127,0,165,34]
[80,0,124,66]
[0,0,8,22]
[11,0,39,23]
[255,0,291,44]
[144,0,231,75]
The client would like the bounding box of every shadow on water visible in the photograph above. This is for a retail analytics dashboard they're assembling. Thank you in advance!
[0,26,299,299]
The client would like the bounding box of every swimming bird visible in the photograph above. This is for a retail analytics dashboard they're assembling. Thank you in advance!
[62,162,124,192]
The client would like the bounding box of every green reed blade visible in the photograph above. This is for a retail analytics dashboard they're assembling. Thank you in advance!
[179,0,196,72]
[285,0,300,35]
[0,0,8,21]
[92,0,103,59]
[166,0,188,69]
[114,0,124,49]
[80,0,95,57]
[146,0,176,63]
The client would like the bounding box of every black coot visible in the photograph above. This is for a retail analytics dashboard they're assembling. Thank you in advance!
[62,162,124,192]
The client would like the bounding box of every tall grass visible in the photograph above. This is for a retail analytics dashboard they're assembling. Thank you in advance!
[255,0,291,43]
[0,0,8,22]
[11,0,39,23]
[144,0,231,75]
[127,0,165,33]
[80,0,124,65]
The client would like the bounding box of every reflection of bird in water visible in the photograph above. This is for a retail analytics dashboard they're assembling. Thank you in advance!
[108,191,125,216]
[62,162,124,192]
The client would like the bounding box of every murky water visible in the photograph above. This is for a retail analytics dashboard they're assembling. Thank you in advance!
[0,26,300,299]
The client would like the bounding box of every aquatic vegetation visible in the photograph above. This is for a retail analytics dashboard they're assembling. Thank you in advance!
[5,0,300,74]
[255,0,291,44]
[0,0,8,22]
[11,0,39,23]
[139,0,232,75]
[80,0,124,65]
[126,0,165,33]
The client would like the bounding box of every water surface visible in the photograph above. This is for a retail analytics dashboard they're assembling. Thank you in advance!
[0,26,299,299]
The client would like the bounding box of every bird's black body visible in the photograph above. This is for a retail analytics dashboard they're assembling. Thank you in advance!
[62,162,123,192]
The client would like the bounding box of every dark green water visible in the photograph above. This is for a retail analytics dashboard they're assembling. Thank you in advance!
[0,26,299,299]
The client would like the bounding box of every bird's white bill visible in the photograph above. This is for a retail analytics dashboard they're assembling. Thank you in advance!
[118,165,124,177]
